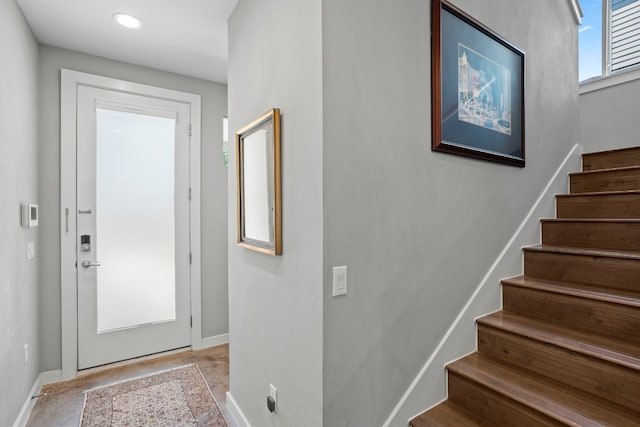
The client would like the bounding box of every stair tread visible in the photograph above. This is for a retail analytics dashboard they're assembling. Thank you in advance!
[478,311,640,371]
[448,353,640,426]
[540,218,640,224]
[411,401,488,427]
[524,244,640,260]
[557,189,640,198]
[502,275,640,308]
[569,165,640,176]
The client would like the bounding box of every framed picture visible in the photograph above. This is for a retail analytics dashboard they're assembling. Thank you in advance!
[236,108,282,255]
[431,0,525,166]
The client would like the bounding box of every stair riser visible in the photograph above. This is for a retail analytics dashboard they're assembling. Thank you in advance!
[570,169,640,194]
[556,194,640,218]
[503,284,640,344]
[409,403,479,427]
[541,221,640,252]
[447,372,563,427]
[583,148,640,171]
[523,250,640,292]
[478,324,640,413]
[409,417,437,427]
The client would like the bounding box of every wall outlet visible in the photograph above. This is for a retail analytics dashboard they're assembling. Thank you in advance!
[269,383,277,413]
[23,344,28,365]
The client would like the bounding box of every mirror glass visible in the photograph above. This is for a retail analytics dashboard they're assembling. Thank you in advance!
[236,109,281,255]
[243,128,273,243]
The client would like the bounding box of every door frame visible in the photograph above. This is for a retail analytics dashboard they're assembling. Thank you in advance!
[60,69,203,380]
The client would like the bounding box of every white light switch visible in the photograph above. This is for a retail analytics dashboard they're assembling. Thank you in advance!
[332,266,348,296]
[26,242,35,261]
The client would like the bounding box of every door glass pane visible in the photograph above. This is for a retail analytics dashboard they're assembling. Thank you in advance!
[96,108,176,333]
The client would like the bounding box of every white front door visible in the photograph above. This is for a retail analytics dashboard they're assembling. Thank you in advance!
[75,85,192,369]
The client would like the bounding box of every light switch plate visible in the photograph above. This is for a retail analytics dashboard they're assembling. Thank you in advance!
[26,242,35,261]
[332,266,347,296]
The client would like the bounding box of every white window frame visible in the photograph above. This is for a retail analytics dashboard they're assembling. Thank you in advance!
[581,0,640,93]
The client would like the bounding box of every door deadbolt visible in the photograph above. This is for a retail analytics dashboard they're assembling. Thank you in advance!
[81,235,91,252]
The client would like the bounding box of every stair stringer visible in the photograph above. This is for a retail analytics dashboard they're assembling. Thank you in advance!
[382,144,583,427]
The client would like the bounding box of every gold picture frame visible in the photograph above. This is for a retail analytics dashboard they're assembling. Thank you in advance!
[236,108,282,255]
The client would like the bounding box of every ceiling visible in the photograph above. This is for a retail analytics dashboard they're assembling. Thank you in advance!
[17,0,238,83]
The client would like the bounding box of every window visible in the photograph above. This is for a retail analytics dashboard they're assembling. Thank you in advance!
[610,0,640,72]
[580,0,640,82]
[579,0,603,81]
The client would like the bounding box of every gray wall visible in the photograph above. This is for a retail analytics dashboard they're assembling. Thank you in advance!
[580,79,640,153]
[321,0,579,426]
[38,45,229,371]
[0,0,40,425]
[227,0,324,425]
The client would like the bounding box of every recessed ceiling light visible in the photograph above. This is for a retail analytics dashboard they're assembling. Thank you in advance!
[113,13,142,29]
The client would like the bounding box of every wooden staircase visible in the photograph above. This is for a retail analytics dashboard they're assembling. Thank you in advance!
[411,147,640,426]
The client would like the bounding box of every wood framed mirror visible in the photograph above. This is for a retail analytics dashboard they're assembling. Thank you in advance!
[236,108,282,255]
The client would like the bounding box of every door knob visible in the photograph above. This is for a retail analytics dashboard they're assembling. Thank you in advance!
[81,260,101,268]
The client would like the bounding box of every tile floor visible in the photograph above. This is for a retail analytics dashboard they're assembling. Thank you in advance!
[26,344,237,427]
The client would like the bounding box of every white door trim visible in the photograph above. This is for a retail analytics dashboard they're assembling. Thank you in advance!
[60,69,203,380]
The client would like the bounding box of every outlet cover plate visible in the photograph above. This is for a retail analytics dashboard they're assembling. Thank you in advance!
[269,384,277,413]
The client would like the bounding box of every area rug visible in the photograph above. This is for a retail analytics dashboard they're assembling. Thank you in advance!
[80,364,228,427]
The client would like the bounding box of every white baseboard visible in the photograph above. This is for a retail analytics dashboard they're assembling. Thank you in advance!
[201,333,229,349]
[382,144,583,427]
[12,375,41,427]
[12,370,61,427]
[226,391,252,427]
